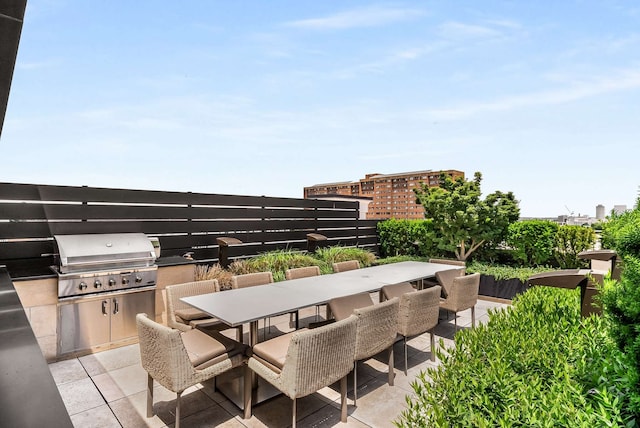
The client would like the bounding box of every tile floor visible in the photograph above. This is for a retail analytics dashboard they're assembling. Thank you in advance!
[49,298,509,428]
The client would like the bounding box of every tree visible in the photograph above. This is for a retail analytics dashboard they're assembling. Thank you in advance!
[413,171,520,261]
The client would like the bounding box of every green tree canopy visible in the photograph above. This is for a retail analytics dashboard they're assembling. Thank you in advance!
[413,171,520,261]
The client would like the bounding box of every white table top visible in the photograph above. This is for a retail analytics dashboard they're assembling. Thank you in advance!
[181,261,455,327]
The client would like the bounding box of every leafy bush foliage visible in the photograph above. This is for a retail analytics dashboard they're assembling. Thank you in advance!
[377,218,435,258]
[507,219,558,266]
[396,287,638,427]
[554,225,596,268]
[466,260,557,282]
[601,205,640,256]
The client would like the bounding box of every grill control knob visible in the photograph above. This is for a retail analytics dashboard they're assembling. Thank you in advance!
[135,275,142,283]
[94,280,102,289]
[79,281,87,291]
[108,278,116,287]
[122,277,130,285]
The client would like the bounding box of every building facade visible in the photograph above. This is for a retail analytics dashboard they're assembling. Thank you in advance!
[304,169,465,220]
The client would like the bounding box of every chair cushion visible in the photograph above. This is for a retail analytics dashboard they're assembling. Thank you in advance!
[181,329,246,369]
[251,329,308,373]
[329,292,374,321]
[175,308,211,321]
[381,282,415,300]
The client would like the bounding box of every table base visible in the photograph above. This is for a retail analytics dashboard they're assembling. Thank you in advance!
[214,366,281,411]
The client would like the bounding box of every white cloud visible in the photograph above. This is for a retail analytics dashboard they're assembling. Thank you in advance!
[437,21,503,40]
[426,67,640,121]
[285,5,426,30]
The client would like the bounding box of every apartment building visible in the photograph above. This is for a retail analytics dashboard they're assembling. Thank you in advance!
[304,169,464,220]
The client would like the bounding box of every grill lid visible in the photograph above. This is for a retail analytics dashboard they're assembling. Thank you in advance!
[54,233,156,274]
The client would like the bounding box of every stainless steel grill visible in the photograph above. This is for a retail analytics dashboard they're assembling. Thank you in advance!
[53,233,158,356]
[53,233,158,299]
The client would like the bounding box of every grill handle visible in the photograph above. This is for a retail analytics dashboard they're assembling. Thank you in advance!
[101,300,108,316]
[61,255,154,270]
[113,298,119,315]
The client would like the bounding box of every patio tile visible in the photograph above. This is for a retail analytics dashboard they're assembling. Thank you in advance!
[57,377,106,416]
[242,393,328,428]
[79,343,141,376]
[92,363,152,402]
[49,358,88,385]
[172,406,245,428]
[297,402,370,427]
[70,404,121,428]
[348,376,407,427]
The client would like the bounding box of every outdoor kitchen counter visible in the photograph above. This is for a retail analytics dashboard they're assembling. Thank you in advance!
[0,266,73,427]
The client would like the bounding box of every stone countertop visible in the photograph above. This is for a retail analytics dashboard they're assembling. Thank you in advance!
[0,266,73,427]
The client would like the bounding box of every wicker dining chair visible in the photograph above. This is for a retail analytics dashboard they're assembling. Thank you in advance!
[328,293,399,405]
[440,272,481,328]
[247,315,358,428]
[136,313,249,428]
[165,280,243,342]
[421,258,466,289]
[231,271,274,338]
[231,271,274,289]
[382,282,441,374]
[331,260,360,273]
[285,266,323,322]
[435,267,466,298]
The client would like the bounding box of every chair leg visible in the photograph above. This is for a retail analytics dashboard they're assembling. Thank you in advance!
[430,331,436,362]
[175,390,182,428]
[243,365,252,420]
[353,362,358,406]
[292,397,297,428]
[404,336,408,376]
[454,312,458,330]
[471,305,476,327]
[340,375,348,422]
[146,373,154,418]
[388,346,394,386]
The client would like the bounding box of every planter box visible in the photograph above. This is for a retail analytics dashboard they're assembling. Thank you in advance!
[479,274,530,300]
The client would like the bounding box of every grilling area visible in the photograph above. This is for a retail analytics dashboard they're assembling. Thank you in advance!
[0,182,384,426]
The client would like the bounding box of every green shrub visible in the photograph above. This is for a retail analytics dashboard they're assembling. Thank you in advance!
[554,225,596,268]
[600,256,640,415]
[466,260,557,282]
[396,287,638,427]
[601,205,640,254]
[507,219,558,266]
[228,250,324,281]
[375,255,427,265]
[377,218,435,258]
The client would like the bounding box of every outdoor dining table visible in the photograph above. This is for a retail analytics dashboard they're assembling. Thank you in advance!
[180,261,457,409]
[181,261,455,347]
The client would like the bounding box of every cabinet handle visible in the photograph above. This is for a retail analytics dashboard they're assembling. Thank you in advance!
[113,298,119,315]
[102,300,108,316]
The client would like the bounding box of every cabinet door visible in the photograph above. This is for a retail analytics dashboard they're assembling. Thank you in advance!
[59,298,111,355]
[110,290,155,342]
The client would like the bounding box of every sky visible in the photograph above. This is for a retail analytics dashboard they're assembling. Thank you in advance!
[3,1,640,218]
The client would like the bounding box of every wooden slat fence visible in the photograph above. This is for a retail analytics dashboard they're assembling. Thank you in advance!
[0,182,379,277]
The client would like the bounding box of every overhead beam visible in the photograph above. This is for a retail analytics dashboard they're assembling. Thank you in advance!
[0,0,27,138]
